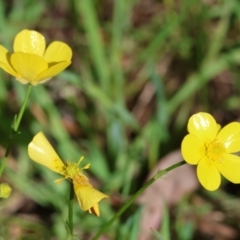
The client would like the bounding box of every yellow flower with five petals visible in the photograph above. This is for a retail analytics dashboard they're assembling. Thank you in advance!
[0,29,72,85]
[181,112,240,191]
[28,132,108,216]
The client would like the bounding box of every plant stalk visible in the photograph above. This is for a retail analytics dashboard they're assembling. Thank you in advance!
[92,160,185,239]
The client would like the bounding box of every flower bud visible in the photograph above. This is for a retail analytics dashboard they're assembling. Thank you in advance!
[0,183,12,198]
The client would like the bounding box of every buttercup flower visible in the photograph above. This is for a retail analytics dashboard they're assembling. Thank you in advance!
[28,132,108,216]
[0,29,72,85]
[0,183,12,198]
[181,112,240,191]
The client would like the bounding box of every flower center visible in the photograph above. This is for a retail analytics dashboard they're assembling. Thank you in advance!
[62,157,90,180]
[63,161,80,179]
[206,140,226,163]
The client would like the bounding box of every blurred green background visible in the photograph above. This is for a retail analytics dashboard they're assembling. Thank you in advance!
[1,0,240,239]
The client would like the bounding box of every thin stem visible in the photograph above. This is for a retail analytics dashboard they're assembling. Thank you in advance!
[0,84,32,179]
[67,183,75,239]
[13,84,32,132]
[92,160,185,240]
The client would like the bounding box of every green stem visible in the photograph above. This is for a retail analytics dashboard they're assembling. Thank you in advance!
[0,84,32,179]
[92,160,186,240]
[67,183,75,239]
[12,84,33,132]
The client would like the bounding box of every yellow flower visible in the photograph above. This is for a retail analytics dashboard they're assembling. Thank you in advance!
[28,132,108,216]
[0,29,72,85]
[181,112,240,191]
[0,183,12,198]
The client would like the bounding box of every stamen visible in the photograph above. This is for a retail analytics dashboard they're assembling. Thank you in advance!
[77,156,84,165]
[62,157,89,180]
[206,140,226,162]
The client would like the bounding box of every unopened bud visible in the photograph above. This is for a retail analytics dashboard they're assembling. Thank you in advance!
[0,183,12,198]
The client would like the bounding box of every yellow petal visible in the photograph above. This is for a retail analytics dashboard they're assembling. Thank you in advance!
[10,52,48,83]
[43,41,72,63]
[36,61,71,82]
[216,122,240,153]
[181,134,205,165]
[88,204,100,216]
[197,157,221,191]
[0,46,18,76]
[13,29,46,56]
[187,112,219,144]
[73,175,108,215]
[216,154,240,183]
[74,185,108,213]
[15,77,30,85]
[28,131,65,174]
